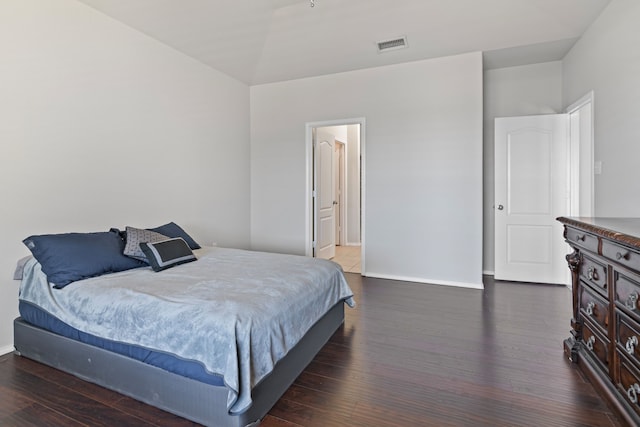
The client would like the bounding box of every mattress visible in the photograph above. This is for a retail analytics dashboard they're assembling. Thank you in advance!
[18,299,225,386]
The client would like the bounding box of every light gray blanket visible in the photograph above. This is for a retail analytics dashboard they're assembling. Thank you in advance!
[19,247,354,414]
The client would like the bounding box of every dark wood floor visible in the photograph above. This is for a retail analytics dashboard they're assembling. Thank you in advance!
[0,274,624,426]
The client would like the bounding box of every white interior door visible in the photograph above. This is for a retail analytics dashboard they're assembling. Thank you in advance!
[314,129,336,259]
[495,114,569,284]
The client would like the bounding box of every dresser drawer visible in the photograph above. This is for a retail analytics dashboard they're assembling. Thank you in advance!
[566,227,599,253]
[579,283,609,335]
[617,312,640,367]
[603,239,640,273]
[582,322,611,374]
[614,270,640,320]
[617,354,640,416]
[579,254,608,296]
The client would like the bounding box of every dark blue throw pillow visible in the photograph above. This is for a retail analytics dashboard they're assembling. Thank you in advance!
[148,222,201,250]
[139,238,197,272]
[23,231,145,288]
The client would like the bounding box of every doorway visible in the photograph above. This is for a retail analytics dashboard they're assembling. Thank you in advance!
[305,118,365,274]
[566,91,594,217]
[494,94,595,286]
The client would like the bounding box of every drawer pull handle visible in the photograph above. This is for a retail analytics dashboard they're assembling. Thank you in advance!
[576,234,586,242]
[626,292,639,311]
[626,336,639,355]
[587,266,598,281]
[585,336,596,351]
[628,384,640,404]
[585,301,596,316]
[616,251,630,261]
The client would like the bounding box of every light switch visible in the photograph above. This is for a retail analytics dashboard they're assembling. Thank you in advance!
[594,161,602,175]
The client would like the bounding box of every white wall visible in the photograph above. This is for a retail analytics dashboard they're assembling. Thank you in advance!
[483,61,563,273]
[563,0,640,216]
[251,52,483,288]
[0,0,251,353]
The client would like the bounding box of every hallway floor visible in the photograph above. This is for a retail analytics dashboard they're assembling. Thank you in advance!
[332,245,361,274]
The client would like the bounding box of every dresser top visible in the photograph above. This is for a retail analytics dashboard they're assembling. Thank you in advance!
[557,217,640,249]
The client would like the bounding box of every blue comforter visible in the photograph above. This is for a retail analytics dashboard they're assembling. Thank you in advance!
[19,247,354,414]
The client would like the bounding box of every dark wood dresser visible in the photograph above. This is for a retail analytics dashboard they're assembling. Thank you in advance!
[558,217,640,426]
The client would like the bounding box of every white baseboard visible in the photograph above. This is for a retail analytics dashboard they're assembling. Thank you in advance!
[343,242,361,247]
[483,270,495,276]
[363,272,484,290]
[0,345,14,356]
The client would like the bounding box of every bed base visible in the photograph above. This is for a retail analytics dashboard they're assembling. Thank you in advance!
[13,302,345,427]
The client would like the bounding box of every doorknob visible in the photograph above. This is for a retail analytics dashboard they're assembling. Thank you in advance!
[333,201,338,205]
[497,205,504,210]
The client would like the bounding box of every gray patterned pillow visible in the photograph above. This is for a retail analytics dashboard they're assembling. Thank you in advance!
[123,226,169,261]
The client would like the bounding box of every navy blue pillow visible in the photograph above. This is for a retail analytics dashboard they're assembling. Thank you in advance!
[23,231,145,288]
[148,222,201,250]
[139,238,197,272]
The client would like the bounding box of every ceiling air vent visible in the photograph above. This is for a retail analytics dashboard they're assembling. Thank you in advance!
[377,36,408,53]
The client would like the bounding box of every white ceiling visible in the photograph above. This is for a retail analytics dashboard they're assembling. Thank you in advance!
[76,0,611,85]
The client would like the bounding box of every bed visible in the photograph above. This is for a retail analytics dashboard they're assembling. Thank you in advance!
[13,225,354,427]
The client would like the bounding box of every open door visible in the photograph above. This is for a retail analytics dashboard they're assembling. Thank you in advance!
[494,114,569,284]
[314,129,336,259]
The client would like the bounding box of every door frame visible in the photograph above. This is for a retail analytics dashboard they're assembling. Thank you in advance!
[566,91,595,217]
[335,140,346,246]
[305,118,366,273]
